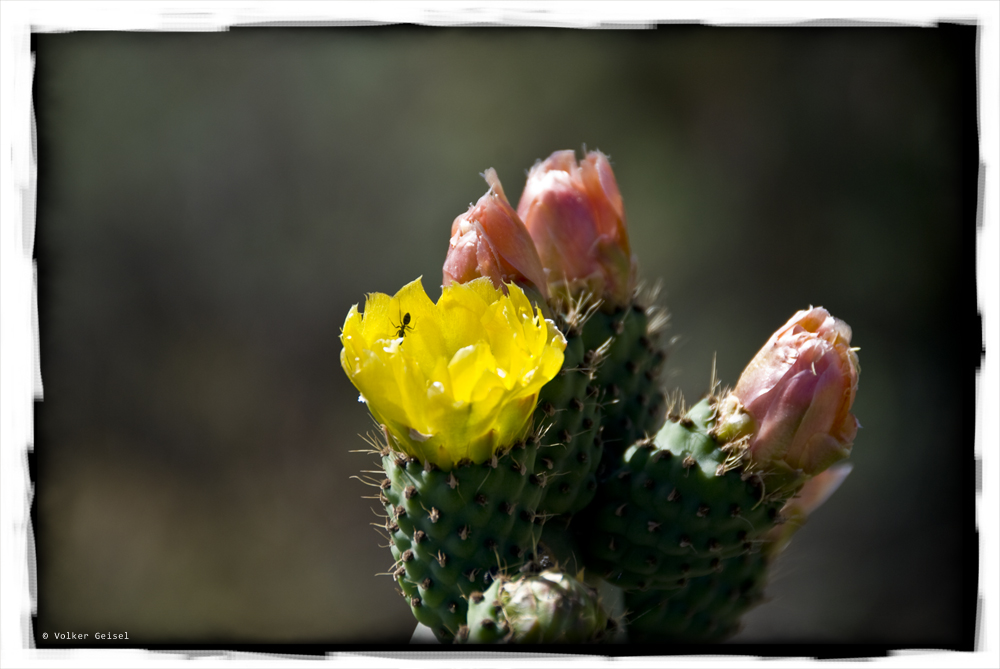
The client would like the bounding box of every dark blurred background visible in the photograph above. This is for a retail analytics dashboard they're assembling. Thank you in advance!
[32,25,978,646]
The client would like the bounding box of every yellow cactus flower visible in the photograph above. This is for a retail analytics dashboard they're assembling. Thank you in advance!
[340,277,566,470]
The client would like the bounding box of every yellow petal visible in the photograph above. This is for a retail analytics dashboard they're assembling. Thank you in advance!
[448,342,495,403]
[339,276,565,470]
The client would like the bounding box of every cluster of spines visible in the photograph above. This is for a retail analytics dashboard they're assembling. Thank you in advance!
[457,588,511,644]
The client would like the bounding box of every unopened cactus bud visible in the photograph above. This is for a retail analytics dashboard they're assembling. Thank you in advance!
[716,307,860,477]
[462,569,611,643]
[444,168,549,301]
[517,150,636,307]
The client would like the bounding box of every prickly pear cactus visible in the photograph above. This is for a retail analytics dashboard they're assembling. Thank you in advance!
[577,397,803,591]
[347,149,863,645]
[624,548,770,643]
[459,568,612,644]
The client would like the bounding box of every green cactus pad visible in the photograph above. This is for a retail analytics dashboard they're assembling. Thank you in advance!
[459,569,611,644]
[625,549,771,643]
[581,303,667,458]
[577,398,799,591]
[533,323,604,517]
[382,443,546,641]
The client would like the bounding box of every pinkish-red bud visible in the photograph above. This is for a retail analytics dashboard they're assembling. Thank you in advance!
[443,169,548,300]
[719,307,860,476]
[517,150,636,307]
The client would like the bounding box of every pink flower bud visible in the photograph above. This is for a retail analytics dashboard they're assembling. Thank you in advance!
[719,307,860,476]
[517,150,637,307]
[443,168,549,300]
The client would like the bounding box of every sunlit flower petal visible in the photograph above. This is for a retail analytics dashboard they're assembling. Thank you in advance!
[340,277,566,470]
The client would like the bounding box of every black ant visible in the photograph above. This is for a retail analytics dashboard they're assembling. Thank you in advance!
[392,306,413,339]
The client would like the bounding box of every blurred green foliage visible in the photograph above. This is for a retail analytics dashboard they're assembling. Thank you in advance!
[34,25,973,644]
